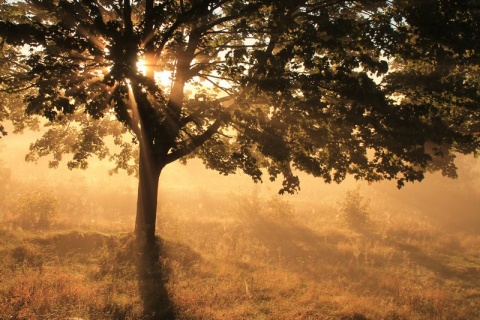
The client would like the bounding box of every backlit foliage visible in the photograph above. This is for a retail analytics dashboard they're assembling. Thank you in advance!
[0,0,478,194]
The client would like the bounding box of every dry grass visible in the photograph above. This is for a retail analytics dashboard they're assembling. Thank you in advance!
[0,230,142,319]
[1,189,479,319]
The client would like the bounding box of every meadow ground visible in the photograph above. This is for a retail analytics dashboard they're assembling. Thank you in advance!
[1,189,480,319]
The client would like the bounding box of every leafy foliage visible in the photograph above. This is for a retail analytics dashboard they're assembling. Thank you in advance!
[0,1,479,192]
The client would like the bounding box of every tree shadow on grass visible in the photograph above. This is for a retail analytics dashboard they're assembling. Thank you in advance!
[136,238,176,320]
[29,230,190,319]
[387,239,480,281]
[135,237,202,320]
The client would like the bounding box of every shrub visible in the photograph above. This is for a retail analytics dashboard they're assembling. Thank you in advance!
[0,159,11,207]
[338,186,370,227]
[8,190,59,230]
[266,195,294,221]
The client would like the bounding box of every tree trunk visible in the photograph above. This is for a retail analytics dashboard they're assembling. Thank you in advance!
[134,144,175,318]
[135,143,163,249]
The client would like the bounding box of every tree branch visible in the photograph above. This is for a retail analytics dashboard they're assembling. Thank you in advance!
[164,118,223,164]
[196,73,236,96]
[123,0,133,36]
[0,83,36,93]
[303,0,352,14]
[165,102,235,164]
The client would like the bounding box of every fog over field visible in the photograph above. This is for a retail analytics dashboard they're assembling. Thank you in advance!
[2,128,479,233]
[2,130,480,319]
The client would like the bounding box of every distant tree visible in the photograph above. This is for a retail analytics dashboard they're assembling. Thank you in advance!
[1,0,479,248]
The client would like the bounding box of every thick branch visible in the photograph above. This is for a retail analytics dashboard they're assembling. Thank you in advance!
[164,118,223,164]
[179,95,234,127]
[123,0,133,36]
[81,0,109,32]
[166,27,203,126]
[165,101,235,164]
[144,0,155,39]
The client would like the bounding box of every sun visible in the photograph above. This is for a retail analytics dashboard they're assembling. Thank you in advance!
[136,59,172,89]
[136,59,148,75]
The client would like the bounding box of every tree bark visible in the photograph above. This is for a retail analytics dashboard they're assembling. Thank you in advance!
[135,142,163,249]
[134,143,175,318]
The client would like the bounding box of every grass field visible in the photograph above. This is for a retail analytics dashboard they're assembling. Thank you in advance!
[1,189,480,319]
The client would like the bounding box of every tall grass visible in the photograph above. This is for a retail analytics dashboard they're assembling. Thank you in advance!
[1,188,479,319]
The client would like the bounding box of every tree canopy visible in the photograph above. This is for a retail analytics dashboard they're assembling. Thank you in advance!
[1,0,479,193]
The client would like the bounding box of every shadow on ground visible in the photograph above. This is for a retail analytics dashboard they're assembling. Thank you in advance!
[30,231,201,319]
[136,237,202,320]
[136,239,176,320]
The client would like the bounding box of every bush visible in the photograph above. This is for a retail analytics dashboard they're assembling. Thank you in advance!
[8,190,59,230]
[338,186,370,227]
[0,158,11,225]
[266,195,294,221]
[0,159,11,205]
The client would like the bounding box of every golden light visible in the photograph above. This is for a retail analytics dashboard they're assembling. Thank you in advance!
[154,70,173,89]
[136,59,172,89]
[136,59,147,75]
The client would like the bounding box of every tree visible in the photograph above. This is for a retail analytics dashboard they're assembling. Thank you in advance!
[1,0,479,248]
